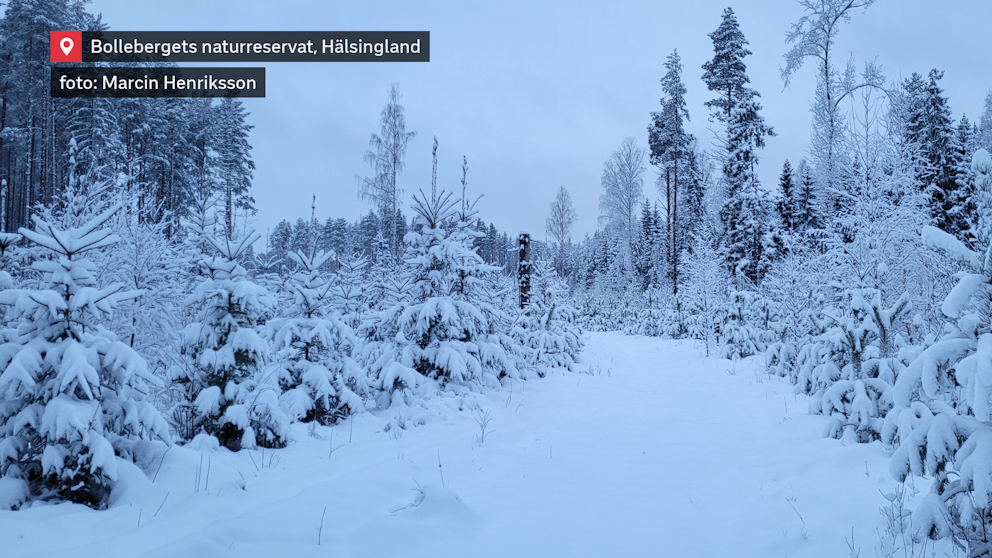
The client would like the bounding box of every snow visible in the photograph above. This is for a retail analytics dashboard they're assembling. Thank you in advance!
[188,433,220,453]
[1,333,910,557]
[20,204,122,257]
[0,476,28,510]
[942,272,988,319]
[921,225,980,269]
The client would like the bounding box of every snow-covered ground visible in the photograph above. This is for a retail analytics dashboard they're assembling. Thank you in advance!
[2,332,906,557]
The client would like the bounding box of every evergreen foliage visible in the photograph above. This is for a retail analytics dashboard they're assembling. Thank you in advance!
[0,201,170,509]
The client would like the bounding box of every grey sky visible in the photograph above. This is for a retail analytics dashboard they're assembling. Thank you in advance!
[87,0,992,246]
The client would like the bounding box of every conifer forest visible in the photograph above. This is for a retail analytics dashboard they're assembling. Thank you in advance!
[3,1,992,556]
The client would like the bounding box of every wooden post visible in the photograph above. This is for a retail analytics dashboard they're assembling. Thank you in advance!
[518,230,531,310]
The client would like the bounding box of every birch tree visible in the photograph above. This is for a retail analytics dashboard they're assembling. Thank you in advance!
[781,0,883,201]
[598,137,646,273]
[356,84,417,258]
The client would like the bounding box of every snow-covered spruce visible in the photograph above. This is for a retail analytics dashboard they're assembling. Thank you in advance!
[0,206,170,509]
[266,248,367,425]
[0,232,23,324]
[173,206,289,451]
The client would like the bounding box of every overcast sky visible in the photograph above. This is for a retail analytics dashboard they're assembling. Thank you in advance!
[87,0,992,245]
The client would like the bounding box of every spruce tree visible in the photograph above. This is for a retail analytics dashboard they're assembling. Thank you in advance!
[329,252,369,330]
[634,203,658,290]
[719,95,775,284]
[953,114,978,242]
[980,90,992,153]
[775,160,796,231]
[792,159,820,233]
[514,260,584,374]
[903,69,960,235]
[360,139,516,408]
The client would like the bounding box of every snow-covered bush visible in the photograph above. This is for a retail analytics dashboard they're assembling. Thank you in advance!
[719,290,771,359]
[887,150,992,552]
[360,165,517,409]
[0,205,170,509]
[267,248,367,424]
[623,288,669,338]
[328,252,369,330]
[680,244,728,356]
[794,288,911,442]
[514,260,585,375]
[172,207,289,451]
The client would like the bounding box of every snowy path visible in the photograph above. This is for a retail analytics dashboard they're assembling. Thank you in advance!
[2,332,898,557]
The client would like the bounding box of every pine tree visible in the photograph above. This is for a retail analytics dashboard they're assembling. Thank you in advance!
[702,7,753,125]
[213,98,257,240]
[795,289,910,442]
[0,204,170,509]
[648,50,696,293]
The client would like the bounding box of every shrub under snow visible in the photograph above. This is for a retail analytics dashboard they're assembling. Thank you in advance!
[172,202,289,451]
[0,204,170,509]
[267,248,368,424]
[359,159,518,410]
[886,150,992,552]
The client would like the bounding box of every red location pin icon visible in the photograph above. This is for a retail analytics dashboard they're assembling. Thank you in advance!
[51,31,82,63]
